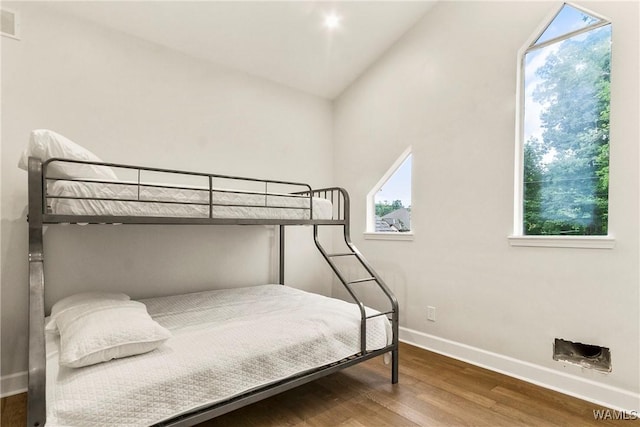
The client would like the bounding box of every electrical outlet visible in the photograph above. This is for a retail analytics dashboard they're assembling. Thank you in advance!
[427,306,436,322]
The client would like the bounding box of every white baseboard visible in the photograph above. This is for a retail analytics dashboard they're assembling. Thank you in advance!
[1,371,27,398]
[400,327,640,413]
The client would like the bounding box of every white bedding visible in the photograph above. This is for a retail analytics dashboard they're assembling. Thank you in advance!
[45,285,390,426]
[48,180,333,220]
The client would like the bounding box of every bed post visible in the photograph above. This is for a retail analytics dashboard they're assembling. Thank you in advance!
[279,225,285,285]
[27,157,46,427]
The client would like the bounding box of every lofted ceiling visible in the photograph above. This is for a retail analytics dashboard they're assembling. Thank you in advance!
[44,1,436,99]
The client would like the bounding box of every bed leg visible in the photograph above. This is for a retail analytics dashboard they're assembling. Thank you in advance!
[391,347,399,384]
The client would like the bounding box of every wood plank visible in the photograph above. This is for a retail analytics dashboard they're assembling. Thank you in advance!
[0,393,26,427]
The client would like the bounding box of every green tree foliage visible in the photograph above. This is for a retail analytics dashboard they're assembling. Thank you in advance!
[523,25,611,235]
[375,200,404,217]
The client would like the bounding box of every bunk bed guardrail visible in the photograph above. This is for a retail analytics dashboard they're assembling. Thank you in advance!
[26,156,399,427]
[40,157,337,224]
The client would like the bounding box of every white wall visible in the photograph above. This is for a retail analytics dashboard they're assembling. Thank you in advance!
[333,0,639,410]
[0,2,333,385]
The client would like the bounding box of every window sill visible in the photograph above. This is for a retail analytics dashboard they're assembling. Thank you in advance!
[508,235,615,249]
[364,232,414,241]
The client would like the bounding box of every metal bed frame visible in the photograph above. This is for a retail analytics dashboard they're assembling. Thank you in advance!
[26,157,399,427]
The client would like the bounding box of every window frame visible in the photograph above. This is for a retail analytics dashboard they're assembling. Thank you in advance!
[510,2,614,249]
[365,146,413,241]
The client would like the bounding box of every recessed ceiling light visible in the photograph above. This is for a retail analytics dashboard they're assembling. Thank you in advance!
[323,12,342,30]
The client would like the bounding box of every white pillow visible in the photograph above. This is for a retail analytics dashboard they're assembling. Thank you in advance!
[17,129,118,180]
[46,292,130,334]
[56,300,172,368]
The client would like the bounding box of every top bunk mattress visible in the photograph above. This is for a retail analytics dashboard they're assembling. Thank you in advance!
[45,285,390,427]
[47,180,333,220]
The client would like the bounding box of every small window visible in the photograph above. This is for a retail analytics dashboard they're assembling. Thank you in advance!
[516,3,611,237]
[366,148,412,235]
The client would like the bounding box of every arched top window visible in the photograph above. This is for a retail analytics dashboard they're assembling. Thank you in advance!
[514,3,611,239]
[366,147,412,239]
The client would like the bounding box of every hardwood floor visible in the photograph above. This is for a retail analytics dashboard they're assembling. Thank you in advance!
[1,393,26,427]
[2,343,635,426]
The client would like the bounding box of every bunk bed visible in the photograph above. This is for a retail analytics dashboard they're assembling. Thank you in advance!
[26,152,399,427]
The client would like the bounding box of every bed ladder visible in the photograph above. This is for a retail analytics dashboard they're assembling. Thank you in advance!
[313,223,399,384]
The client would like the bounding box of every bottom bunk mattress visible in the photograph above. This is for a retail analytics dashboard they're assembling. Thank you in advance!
[45,285,391,426]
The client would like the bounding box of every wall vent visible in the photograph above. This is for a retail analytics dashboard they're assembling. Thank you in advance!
[553,338,611,372]
[1,8,20,40]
